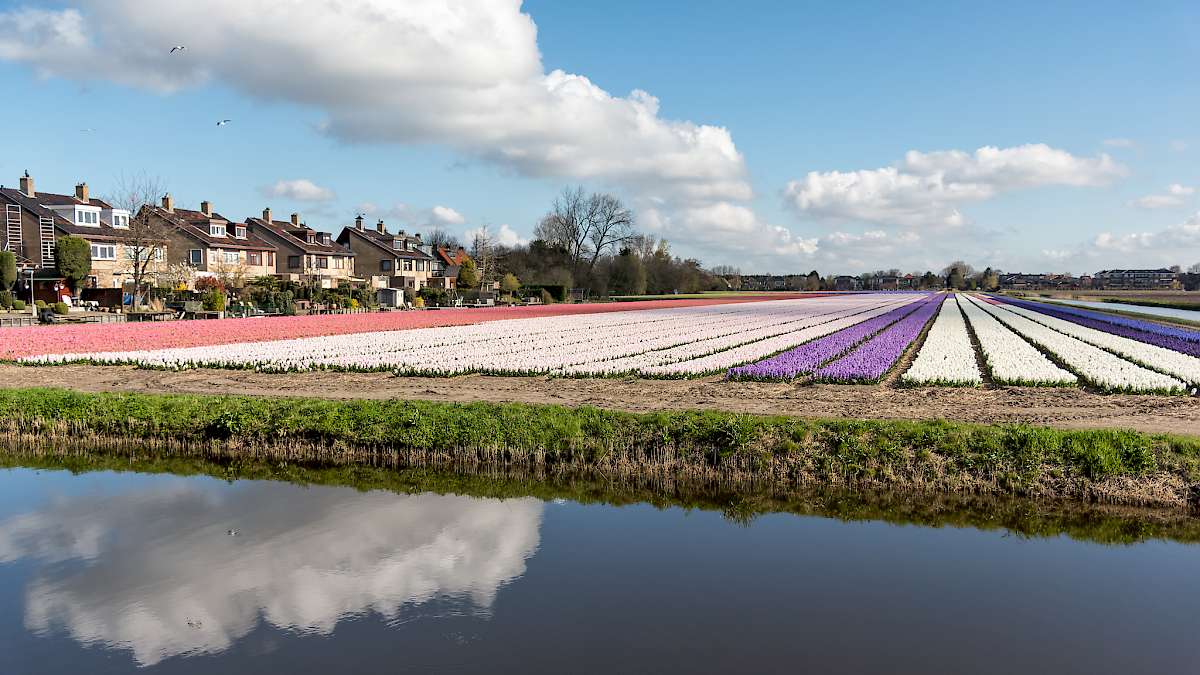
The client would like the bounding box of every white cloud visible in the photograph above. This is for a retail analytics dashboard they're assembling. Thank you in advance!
[1102,138,1136,148]
[0,482,543,666]
[358,201,467,232]
[0,0,807,265]
[464,223,528,248]
[1091,212,1200,255]
[1129,183,1195,209]
[1169,139,1189,153]
[783,144,1127,228]
[260,178,335,202]
[430,205,466,226]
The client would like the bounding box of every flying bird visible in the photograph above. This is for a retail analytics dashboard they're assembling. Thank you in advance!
[169,45,186,53]
[80,128,95,133]
[216,119,232,126]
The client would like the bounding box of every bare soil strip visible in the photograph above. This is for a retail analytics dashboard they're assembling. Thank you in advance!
[3,364,1198,436]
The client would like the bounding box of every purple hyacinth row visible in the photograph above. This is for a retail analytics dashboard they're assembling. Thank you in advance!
[814,295,944,381]
[991,296,1200,357]
[727,295,934,380]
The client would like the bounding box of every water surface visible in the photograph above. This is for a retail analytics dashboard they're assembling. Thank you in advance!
[2,467,1198,674]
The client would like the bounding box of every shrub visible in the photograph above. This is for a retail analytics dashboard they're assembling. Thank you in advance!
[413,296,425,309]
[202,289,227,313]
[540,288,554,305]
[11,299,25,311]
[195,276,224,293]
[0,250,16,291]
[35,300,47,309]
[54,235,91,292]
[52,301,70,315]
[0,290,11,309]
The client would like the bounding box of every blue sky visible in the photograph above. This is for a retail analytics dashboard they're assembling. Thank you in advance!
[0,0,1197,274]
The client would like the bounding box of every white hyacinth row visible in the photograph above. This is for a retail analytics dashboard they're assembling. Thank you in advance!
[958,294,1077,386]
[964,295,1184,393]
[997,302,1200,386]
[24,295,927,378]
[901,295,983,385]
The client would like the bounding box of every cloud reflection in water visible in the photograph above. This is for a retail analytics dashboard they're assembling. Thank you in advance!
[0,479,543,665]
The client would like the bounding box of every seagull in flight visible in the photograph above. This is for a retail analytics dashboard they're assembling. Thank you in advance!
[170,45,186,53]
[216,119,232,127]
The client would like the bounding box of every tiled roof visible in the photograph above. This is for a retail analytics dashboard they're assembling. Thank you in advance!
[0,188,129,242]
[247,218,354,256]
[340,226,434,259]
[149,206,275,251]
[30,191,115,210]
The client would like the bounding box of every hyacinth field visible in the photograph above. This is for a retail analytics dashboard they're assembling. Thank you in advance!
[10,291,1200,394]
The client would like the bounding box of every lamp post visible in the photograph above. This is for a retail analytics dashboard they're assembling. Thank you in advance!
[27,268,35,316]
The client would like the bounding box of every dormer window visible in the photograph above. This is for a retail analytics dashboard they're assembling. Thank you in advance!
[235,226,247,239]
[393,239,403,250]
[112,214,129,228]
[76,209,99,225]
[209,223,227,237]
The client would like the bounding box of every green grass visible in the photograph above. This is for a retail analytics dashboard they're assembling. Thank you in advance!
[4,450,1198,546]
[2,388,1199,508]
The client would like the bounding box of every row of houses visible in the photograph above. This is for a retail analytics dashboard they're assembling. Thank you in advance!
[0,173,470,297]
[999,269,1178,291]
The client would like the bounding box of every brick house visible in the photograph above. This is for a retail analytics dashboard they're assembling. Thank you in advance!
[430,246,469,289]
[245,208,354,288]
[336,217,435,290]
[145,195,276,288]
[2,174,162,289]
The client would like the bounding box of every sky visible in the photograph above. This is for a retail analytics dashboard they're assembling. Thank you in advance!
[0,0,1197,276]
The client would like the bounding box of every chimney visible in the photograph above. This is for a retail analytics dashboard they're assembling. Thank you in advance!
[75,182,89,202]
[19,172,34,197]
[262,207,272,223]
[162,193,174,213]
[200,200,212,217]
[290,213,300,226]
[376,219,385,233]
[355,215,364,230]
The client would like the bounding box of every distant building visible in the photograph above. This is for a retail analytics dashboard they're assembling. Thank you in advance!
[146,195,276,287]
[1093,268,1176,290]
[337,217,436,290]
[833,275,861,291]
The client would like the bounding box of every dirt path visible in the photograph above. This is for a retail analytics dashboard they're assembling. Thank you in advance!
[4,364,1199,436]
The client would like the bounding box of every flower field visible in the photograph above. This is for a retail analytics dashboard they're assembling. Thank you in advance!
[11,290,1200,394]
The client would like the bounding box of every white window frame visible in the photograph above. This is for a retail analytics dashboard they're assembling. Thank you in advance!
[224,250,240,264]
[90,244,116,260]
[209,223,227,237]
[189,249,202,265]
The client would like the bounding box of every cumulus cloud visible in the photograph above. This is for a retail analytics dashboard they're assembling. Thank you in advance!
[783,144,1127,228]
[0,481,543,666]
[464,223,528,248]
[1128,183,1195,210]
[260,178,335,202]
[358,201,467,232]
[0,0,807,263]
[1091,212,1200,255]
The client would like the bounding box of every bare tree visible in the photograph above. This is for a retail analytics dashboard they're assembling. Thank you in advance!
[103,172,171,307]
[534,186,634,278]
[470,225,495,290]
[426,228,461,252]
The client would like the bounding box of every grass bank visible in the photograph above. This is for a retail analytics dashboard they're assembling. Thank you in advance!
[2,387,1199,509]
[4,447,1198,545]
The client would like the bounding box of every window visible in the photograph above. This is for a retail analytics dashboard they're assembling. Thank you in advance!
[112,214,129,228]
[90,244,116,260]
[392,239,403,250]
[209,223,226,237]
[189,249,202,265]
[333,257,344,269]
[266,252,274,267]
[380,259,393,272]
[224,250,239,264]
[416,260,425,272]
[235,226,247,239]
[316,257,329,269]
[403,259,413,271]
[288,255,301,269]
[247,252,262,266]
